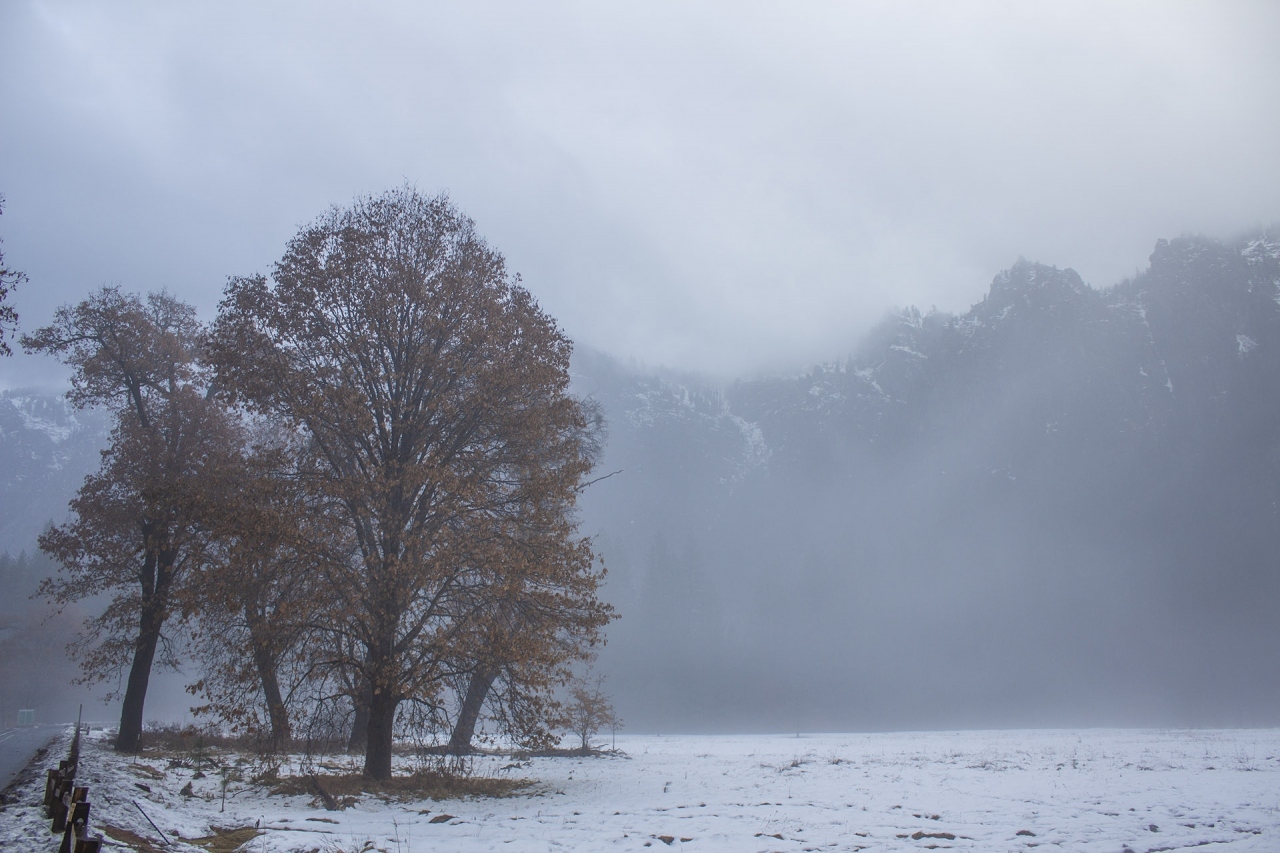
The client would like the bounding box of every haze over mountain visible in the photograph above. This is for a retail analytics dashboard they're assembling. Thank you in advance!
[0,392,108,556]
[574,231,1280,732]
[3,231,1279,731]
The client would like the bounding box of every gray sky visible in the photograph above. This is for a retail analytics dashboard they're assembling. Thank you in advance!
[2,0,1278,388]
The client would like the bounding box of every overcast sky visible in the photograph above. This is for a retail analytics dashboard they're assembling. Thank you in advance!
[2,0,1278,389]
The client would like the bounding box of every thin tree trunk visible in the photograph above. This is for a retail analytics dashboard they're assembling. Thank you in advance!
[347,675,371,753]
[115,599,165,753]
[448,666,498,754]
[246,619,290,750]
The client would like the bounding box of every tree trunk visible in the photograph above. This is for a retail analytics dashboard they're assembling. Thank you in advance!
[247,623,290,750]
[347,675,370,753]
[448,667,497,754]
[114,599,165,753]
[363,687,398,780]
[361,587,398,778]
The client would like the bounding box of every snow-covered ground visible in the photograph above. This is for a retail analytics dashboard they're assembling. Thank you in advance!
[4,727,1279,851]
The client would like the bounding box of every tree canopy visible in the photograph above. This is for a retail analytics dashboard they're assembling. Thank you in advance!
[211,187,611,779]
[24,288,240,752]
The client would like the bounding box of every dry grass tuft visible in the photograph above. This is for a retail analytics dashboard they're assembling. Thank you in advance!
[129,763,167,779]
[272,770,530,803]
[190,826,265,852]
[519,745,613,758]
[102,824,167,853]
[140,723,257,753]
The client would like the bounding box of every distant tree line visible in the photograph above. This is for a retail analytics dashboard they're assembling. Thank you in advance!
[22,187,614,780]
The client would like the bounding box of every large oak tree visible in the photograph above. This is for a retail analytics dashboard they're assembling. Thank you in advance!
[211,188,609,779]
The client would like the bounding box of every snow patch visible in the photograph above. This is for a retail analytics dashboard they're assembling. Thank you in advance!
[854,367,886,398]
[6,727,1280,853]
[953,316,983,338]
[2,393,80,444]
[729,413,771,474]
[622,378,769,483]
[1242,236,1280,262]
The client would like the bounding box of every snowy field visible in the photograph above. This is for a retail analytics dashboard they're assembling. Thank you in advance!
[4,727,1280,852]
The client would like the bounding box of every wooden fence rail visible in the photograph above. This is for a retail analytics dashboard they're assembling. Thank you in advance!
[42,726,103,853]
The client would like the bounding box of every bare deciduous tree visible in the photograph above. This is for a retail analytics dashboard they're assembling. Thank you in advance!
[563,671,620,753]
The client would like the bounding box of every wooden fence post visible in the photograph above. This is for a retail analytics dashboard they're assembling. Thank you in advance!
[43,769,60,813]
[43,727,103,853]
[58,799,89,853]
[50,786,70,833]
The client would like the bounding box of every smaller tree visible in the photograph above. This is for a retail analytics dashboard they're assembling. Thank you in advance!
[444,400,613,755]
[24,288,238,752]
[187,421,345,752]
[563,672,620,753]
[0,194,25,355]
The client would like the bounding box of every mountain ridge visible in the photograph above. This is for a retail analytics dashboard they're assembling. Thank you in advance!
[571,231,1280,730]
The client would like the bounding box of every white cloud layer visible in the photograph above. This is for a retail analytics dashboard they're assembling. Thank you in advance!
[1,0,1278,385]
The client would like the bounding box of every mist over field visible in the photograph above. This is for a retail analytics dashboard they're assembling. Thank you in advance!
[1,2,1279,743]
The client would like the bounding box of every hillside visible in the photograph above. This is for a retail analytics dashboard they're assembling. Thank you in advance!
[0,391,108,556]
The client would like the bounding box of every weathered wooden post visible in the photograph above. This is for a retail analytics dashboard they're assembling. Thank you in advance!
[58,798,90,853]
[43,769,60,812]
[41,715,102,853]
[47,768,73,819]
[74,835,103,853]
[50,788,69,833]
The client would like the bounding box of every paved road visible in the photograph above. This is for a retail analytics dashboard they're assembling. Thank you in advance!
[0,726,61,791]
